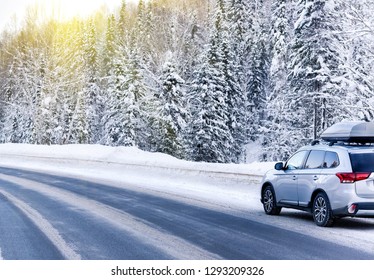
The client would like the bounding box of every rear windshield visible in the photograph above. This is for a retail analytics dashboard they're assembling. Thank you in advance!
[350,153,374,172]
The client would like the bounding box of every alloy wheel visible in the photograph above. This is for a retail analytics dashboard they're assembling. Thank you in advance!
[314,196,327,224]
[264,189,274,213]
[313,193,334,227]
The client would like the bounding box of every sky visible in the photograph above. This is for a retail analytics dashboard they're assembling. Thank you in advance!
[0,0,138,32]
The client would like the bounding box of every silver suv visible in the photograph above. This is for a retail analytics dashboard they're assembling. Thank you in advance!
[260,122,374,227]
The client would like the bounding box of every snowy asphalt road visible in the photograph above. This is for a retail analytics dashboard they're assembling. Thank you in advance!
[0,167,374,260]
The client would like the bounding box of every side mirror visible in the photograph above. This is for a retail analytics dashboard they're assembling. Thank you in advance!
[274,162,284,171]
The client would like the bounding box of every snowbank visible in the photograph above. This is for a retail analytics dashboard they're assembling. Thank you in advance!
[0,144,275,179]
[0,144,275,214]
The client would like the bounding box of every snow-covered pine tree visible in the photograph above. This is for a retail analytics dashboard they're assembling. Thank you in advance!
[261,0,295,161]
[135,0,154,54]
[246,0,271,143]
[102,10,145,147]
[156,57,188,157]
[81,18,102,144]
[226,0,253,162]
[103,54,137,147]
[118,0,129,36]
[287,0,349,143]
[186,0,234,163]
[33,52,58,145]
[179,11,206,83]
[125,39,150,149]
[56,20,88,145]
[341,0,374,121]
[186,58,234,163]
[2,43,45,144]
[269,0,290,98]
[0,49,13,143]
[103,14,116,75]
[129,10,164,152]
[227,0,254,99]
[73,91,89,144]
[0,52,29,143]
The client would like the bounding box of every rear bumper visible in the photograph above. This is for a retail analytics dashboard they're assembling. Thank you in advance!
[333,202,374,216]
[357,203,374,210]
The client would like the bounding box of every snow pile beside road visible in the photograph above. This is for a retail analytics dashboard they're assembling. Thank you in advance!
[0,143,274,178]
[0,143,274,214]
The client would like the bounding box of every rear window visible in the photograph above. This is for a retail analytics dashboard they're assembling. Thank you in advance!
[350,153,374,172]
[324,151,339,168]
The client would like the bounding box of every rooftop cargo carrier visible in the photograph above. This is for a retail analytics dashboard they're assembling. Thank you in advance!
[321,121,374,143]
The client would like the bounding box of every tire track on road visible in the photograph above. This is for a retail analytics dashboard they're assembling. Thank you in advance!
[0,189,81,260]
[0,173,220,260]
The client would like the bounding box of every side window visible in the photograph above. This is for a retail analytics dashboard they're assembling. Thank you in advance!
[305,150,325,169]
[323,151,340,168]
[285,151,309,170]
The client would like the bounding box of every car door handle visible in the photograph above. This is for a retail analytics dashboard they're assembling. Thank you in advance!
[292,175,297,181]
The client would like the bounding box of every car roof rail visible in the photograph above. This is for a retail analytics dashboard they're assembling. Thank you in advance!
[311,140,320,146]
[328,141,337,146]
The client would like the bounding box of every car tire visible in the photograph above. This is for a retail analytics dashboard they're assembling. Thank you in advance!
[262,185,282,215]
[312,192,334,227]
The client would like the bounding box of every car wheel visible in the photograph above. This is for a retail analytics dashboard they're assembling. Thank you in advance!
[312,192,334,227]
[262,186,281,215]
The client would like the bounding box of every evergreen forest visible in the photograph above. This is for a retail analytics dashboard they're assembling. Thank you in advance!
[0,0,373,163]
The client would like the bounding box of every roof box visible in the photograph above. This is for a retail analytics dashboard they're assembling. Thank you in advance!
[321,121,374,143]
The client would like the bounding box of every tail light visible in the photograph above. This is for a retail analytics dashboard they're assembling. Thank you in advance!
[336,172,371,183]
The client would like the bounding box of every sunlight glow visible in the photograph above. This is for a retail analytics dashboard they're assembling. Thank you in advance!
[36,0,123,20]
[1,0,141,31]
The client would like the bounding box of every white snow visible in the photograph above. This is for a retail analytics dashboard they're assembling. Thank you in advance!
[0,143,274,214]
[1,143,374,257]
[0,143,271,259]
[0,143,273,181]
